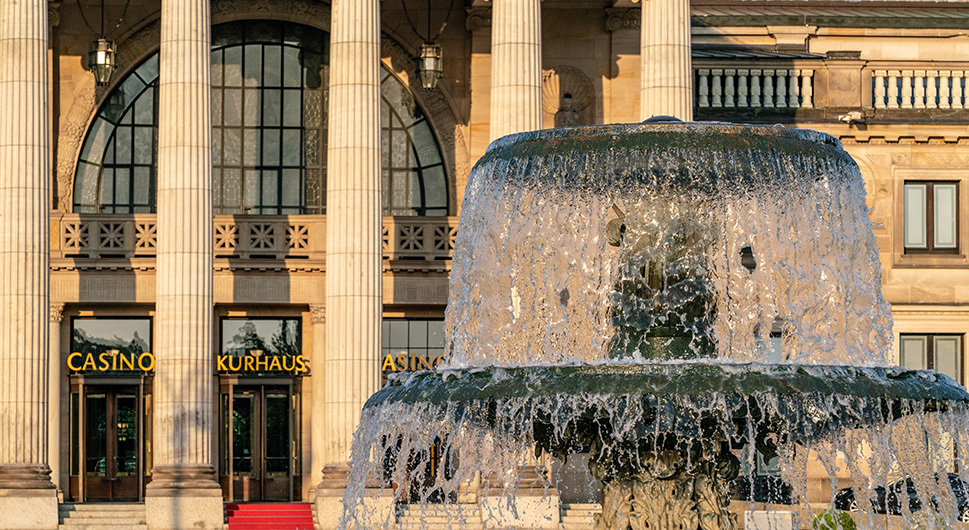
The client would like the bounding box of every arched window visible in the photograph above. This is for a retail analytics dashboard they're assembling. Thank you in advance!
[75,20,449,217]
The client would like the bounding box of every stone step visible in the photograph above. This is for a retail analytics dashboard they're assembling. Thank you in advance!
[59,503,146,512]
[400,515,483,525]
[58,525,147,530]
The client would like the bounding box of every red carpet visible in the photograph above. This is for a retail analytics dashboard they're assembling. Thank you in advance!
[226,503,315,530]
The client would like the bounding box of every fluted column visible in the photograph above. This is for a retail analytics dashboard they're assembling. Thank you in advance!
[640,0,693,121]
[146,0,222,526]
[317,0,382,525]
[0,0,57,526]
[490,0,542,141]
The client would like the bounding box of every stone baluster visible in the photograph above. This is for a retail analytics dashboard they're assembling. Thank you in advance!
[723,69,735,108]
[490,0,542,140]
[763,69,775,108]
[697,69,710,108]
[925,71,938,109]
[887,70,900,109]
[914,70,925,109]
[750,69,762,107]
[641,0,692,120]
[939,71,951,109]
[874,70,887,109]
[800,69,813,108]
[0,0,58,525]
[711,69,722,108]
[316,0,383,528]
[145,0,223,525]
[737,69,749,108]
[776,71,788,108]
[953,72,966,109]
[787,69,798,108]
[901,70,913,108]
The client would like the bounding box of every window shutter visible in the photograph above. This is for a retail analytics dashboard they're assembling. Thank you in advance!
[933,335,962,382]
[899,335,928,370]
[934,183,958,249]
[904,184,927,249]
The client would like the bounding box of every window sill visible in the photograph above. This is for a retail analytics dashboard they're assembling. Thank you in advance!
[892,252,969,269]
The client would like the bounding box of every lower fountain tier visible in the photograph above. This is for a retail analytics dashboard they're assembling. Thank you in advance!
[368,362,969,455]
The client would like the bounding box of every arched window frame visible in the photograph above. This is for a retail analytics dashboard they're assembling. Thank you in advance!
[74,20,449,217]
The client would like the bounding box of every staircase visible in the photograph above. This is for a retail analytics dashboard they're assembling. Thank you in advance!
[58,503,147,529]
[398,504,485,529]
[225,503,314,530]
[559,503,601,530]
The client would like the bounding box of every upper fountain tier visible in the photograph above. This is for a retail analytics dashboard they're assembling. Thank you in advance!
[445,121,893,368]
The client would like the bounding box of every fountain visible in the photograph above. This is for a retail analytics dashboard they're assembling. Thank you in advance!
[343,121,969,530]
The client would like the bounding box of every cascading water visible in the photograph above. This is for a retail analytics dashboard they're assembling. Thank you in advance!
[342,122,969,530]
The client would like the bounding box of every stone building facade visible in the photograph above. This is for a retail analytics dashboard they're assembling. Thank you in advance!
[0,0,967,528]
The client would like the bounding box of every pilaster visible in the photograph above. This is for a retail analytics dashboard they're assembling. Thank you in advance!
[640,0,692,120]
[490,0,542,141]
[145,0,223,525]
[308,303,325,496]
[48,303,64,495]
[0,0,57,524]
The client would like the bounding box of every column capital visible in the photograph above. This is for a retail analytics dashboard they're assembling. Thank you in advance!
[48,1,61,29]
[49,303,65,323]
[309,304,326,324]
[605,7,639,31]
[466,7,492,31]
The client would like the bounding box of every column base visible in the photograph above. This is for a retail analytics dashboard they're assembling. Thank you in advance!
[145,464,223,530]
[315,464,349,530]
[315,464,396,530]
[481,465,560,529]
[0,464,58,530]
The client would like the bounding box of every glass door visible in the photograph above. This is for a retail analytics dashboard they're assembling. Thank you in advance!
[83,386,140,501]
[220,382,297,501]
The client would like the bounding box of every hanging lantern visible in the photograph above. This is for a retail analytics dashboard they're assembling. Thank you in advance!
[418,42,443,90]
[88,37,116,86]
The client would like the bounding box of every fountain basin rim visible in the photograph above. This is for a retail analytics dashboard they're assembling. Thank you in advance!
[367,362,969,408]
[480,121,854,167]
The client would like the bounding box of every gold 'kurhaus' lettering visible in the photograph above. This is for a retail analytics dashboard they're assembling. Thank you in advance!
[215,354,308,373]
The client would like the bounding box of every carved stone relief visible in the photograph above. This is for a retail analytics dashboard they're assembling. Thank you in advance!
[605,8,640,32]
[542,66,596,128]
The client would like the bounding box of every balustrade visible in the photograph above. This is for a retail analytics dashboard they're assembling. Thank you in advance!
[696,68,815,109]
[872,69,968,109]
[52,214,458,263]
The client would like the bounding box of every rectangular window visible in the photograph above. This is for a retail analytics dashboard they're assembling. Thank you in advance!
[381,319,446,382]
[220,318,301,357]
[904,181,958,252]
[899,334,963,384]
[70,318,152,373]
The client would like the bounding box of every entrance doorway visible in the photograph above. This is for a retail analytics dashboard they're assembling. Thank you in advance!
[69,378,149,502]
[220,378,301,501]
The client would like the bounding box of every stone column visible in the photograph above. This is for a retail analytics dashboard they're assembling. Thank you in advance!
[49,303,64,494]
[308,304,325,495]
[489,0,542,141]
[316,0,386,527]
[0,0,58,526]
[145,0,223,527]
[640,0,693,121]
